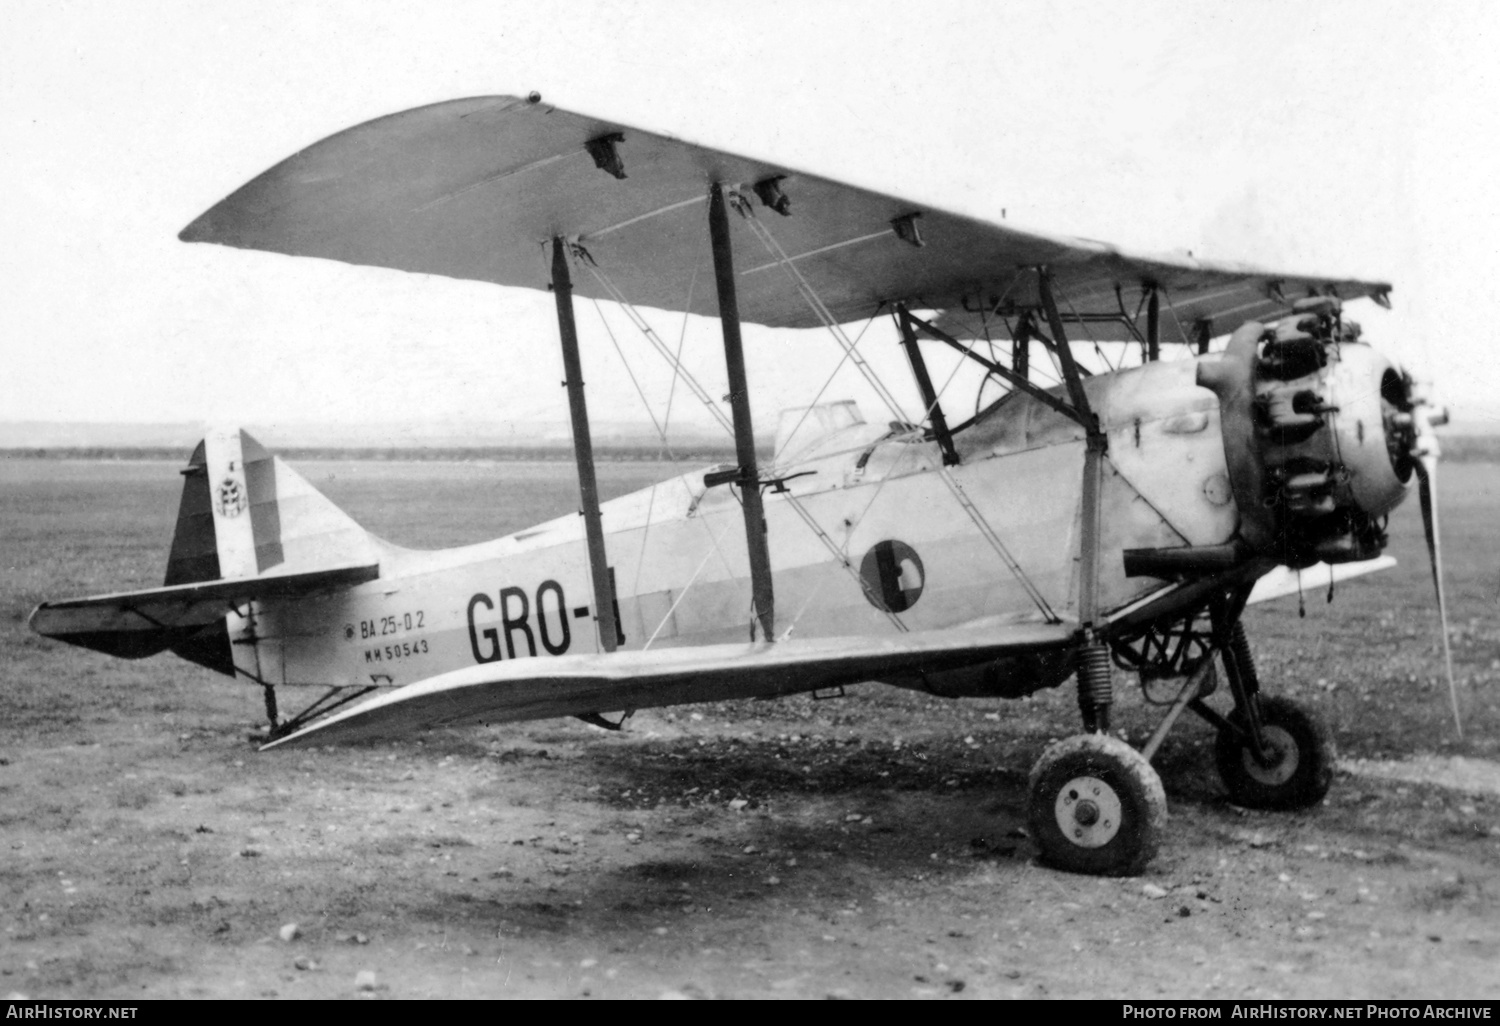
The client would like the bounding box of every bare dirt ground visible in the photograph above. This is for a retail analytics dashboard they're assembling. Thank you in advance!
[3,457,1499,1000]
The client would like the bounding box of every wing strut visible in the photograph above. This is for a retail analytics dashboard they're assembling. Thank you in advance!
[1145,288,1161,363]
[895,304,959,466]
[1012,312,1032,379]
[551,237,621,653]
[1038,268,1113,732]
[708,184,775,642]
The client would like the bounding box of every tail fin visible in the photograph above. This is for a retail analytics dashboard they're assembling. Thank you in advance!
[31,430,379,677]
[165,427,376,585]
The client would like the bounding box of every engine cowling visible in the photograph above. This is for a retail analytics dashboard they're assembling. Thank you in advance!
[1199,298,1417,568]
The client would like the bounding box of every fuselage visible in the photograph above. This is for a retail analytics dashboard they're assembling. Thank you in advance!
[249,353,1255,693]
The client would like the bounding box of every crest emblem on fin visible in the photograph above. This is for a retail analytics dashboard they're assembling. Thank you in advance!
[215,476,246,518]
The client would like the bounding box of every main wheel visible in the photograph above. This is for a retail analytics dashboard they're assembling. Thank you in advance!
[1027,734,1167,876]
[1214,695,1334,810]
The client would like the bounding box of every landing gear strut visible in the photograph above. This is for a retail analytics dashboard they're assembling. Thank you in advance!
[1214,695,1334,809]
[1024,267,1170,875]
[1027,636,1167,876]
[1027,595,1337,874]
[1195,610,1335,810]
[249,684,379,745]
[1207,621,1334,809]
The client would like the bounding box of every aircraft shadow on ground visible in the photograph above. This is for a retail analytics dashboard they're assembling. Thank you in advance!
[370,725,1237,938]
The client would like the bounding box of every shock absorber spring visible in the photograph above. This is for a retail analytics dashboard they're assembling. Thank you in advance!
[1228,620,1261,695]
[1077,641,1114,733]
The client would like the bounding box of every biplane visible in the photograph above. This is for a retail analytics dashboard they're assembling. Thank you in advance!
[29,94,1455,876]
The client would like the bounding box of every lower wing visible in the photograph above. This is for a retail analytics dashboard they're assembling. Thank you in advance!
[262,620,1077,750]
[1246,557,1396,606]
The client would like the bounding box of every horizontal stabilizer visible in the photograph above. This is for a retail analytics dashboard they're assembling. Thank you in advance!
[262,621,1077,750]
[1246,557,1396,605]
[29,564,379,660]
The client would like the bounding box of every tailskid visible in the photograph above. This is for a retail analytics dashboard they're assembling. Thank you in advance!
[252,684,380,744]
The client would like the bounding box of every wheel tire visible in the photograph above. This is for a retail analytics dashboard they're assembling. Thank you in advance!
[1214,695,1334,810]
[1027,734,1167,876]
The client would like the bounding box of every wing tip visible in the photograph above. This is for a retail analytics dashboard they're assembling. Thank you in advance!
[178,213,214,244]
[26,602,51,637]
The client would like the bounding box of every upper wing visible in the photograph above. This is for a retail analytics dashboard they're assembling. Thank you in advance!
[261,620,1077,749]
[29,564,379,659]
[180,96,1389,344]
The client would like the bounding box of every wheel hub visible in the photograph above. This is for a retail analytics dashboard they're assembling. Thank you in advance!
[1054,775,1122,848]
[1240,724,1299,785]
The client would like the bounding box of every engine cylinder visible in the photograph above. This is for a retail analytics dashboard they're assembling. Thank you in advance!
[1200,300,1415,568]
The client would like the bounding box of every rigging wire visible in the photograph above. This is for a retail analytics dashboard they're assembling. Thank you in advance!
[588,295,739,591]
[905,323,1061,622]
[659,266,699,446]
[590,295,671,598]
[781,492,909,634]
[728,231,1060,623]
[735,202,911,424]
[771,310,883,466]
[929,301,1066,391]
[582,262,736,438]
[771,338,964,637]
[1159,288,1199,354]
[635,267,699,596]
[775,571,836,642]
[642,519,735,650]
[891,320,1059,621]
[1055,281,1117,373]
[582,254,887,646]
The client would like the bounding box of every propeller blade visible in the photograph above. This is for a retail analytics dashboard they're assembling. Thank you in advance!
[1411,452,1461,737]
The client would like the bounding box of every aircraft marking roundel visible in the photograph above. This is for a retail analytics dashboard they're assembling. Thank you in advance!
[858,540,925,613]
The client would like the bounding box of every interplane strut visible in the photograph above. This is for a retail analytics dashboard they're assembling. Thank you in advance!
[551,237,622,653]
[708,184,776,643]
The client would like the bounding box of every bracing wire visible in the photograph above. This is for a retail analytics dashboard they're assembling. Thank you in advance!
[781,492,908,634]
[951,314,1066,392]
[587,295,739,591]
[771,310,882,466]
[1055,281,1116,373]
[634,267,697,594]
[659,266,699,444]
[582,262,736,438]
[729,233,1060,623]
[735,202,910,424]
[1159,289,1199,354]
[642,519,735,650]
[891,325,1060,621]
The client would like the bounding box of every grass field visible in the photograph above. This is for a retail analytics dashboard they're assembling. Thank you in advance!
[2,455,1497,998]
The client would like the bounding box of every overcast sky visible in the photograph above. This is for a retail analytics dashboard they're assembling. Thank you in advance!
[4,0,1497,439]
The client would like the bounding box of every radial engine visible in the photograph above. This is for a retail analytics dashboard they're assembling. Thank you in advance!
[1197,297,1426,569]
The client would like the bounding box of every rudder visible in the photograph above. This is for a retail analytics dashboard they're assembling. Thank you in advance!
[164,427,379,679]
[165,427,376,587]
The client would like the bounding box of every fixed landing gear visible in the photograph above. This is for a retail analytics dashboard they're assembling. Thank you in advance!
[1027,606,1335,875]
[247,683,378,745]
[1201,619,1335,811]
[1214,695,1333,810]
[1028,636,1169,876]
[1028,734,1167,876]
